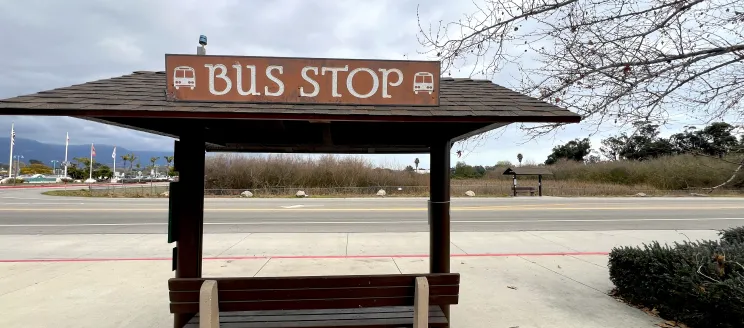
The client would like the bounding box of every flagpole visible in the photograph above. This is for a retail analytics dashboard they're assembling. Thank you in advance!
[89,143,94,180]
[112,146,116,182]
[63,132,69,177]
[8,123,14,178]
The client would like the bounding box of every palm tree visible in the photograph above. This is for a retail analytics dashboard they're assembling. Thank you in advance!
[150,156,160,175]
[120,154,130,172]
[128,153,138,172]
[165,155,175,176]
[517,153,523,166]
[414,158,420,171]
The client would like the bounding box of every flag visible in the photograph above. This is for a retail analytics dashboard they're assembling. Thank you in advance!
[11,127,15,146]
[112,146,116,159]
[91,144,96,157]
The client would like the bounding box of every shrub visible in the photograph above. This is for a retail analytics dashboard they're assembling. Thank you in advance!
[720,227,744,244]
[0,177,24,184]
[609,240,744,328]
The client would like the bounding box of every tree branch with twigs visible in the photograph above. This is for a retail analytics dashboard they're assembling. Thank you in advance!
[418,0,744,137]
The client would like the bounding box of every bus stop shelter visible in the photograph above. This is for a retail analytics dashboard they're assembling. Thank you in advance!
[0,54,580,327]
[503,167,553,196]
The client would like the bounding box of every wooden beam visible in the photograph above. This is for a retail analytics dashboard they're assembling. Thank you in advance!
[173,135,206,328]
[428,138,451,320]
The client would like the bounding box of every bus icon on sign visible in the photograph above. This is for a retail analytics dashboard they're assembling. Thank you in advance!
[413,72,434,95]
[173,66,196,90]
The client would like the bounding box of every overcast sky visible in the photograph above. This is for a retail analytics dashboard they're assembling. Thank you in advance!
[0,0,703,169]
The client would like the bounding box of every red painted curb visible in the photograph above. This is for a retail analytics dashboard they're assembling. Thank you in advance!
[0,184,126,189]
[0,252,609,263]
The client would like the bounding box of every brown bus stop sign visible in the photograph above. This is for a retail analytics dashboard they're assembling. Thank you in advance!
[165,54,440,106]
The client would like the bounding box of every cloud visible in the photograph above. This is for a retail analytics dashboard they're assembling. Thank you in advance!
[0,0,678,165]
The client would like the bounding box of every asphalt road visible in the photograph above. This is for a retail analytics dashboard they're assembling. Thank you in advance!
[1,187,743,234]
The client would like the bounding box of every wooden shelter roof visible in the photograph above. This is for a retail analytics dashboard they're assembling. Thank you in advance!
[0,71,581,154]
[503,167,553,176]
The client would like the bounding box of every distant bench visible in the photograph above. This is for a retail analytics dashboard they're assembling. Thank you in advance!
[169,273,460,328]
[512,186,536,196]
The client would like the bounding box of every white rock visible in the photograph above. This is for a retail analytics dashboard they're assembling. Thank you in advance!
[160,191,170,197]
[465,190,476,197]
[241,190,254,198]
[633,192,647,197]
[296,190,307,198]
[84,178,97,184]
[376,189,386,197]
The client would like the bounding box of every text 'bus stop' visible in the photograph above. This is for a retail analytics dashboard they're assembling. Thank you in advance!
[0,54,580,327]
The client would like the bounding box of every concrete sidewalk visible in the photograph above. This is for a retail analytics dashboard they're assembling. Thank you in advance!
[0,230,720,327]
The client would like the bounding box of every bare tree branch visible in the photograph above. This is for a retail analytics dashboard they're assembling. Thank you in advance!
[418,0,744,135]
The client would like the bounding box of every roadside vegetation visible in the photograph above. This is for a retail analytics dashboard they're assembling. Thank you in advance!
[609,227,744,328]
[40,122,744,198]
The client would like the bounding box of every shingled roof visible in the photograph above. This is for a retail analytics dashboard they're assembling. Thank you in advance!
[0,71,580,122]
[503,167,553,175]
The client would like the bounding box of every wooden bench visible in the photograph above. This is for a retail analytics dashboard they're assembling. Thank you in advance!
[512,186,536,196]
[169,273,459,328]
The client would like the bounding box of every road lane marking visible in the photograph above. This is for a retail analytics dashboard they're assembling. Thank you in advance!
[2,217,744,227]
[1,205,744,212]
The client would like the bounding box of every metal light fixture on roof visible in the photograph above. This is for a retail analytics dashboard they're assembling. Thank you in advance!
[197,35,207,55]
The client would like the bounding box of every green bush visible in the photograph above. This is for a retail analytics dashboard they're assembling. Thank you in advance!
[608,240,744,328]
[720,227,744,244]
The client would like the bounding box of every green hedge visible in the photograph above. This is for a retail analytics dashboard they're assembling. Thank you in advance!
[719,227,744,244]
[608,239,744,328]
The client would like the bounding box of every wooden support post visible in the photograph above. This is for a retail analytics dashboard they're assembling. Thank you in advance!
[413,277,430,328]
[429,139,451,320]
[538,174,543,197]
[173,136,206,328]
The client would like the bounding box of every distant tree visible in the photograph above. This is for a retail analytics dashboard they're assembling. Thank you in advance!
[28,159,43,165]
[128,153,138,172]
[73,157,91,170]
[414,158,420,170]
[67,165,85,180]
[495,161,513,167]
[404,165,415,172]
[474,165,487,176]
[545,138,592,165]
[453,161,480,179]
[120,154,130,171]
[165,155,175,175]
[600,136,626,161]
[671,122,739,158]
[94,165,113,179]
[150,156,160,175]
[584,150,602,164]
[20,163,52,175]
[517,153,523,166]
[619,122,676,161]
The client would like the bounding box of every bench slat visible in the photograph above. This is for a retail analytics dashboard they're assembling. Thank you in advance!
[184,306,448,328]
[169,273,459,291]
[171,295,459,313]
[170,285,459,302]
[213,305,440,317]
